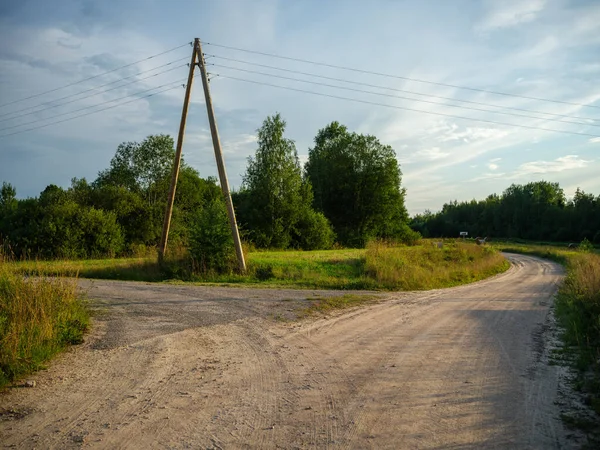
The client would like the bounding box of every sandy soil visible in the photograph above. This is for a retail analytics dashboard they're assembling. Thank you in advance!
[0,253,576,449]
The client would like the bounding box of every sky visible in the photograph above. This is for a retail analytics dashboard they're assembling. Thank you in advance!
[0,0,599,215]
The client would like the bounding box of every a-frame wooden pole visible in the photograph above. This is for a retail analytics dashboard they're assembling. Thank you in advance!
[158,39,198,263]
[197,39,247,273]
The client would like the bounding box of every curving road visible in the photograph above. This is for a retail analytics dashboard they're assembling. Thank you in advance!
[0,253,574,449]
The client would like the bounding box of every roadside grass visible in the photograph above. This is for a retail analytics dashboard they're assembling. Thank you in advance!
[494,240,600,439]
[7,241,509,292]
[0,258,89,389]
[365,240,509,290]
[298,294,379,319]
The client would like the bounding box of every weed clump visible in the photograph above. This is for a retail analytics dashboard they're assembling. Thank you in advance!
[0,258,89,387]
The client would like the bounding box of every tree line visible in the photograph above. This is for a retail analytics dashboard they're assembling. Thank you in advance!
[0,114,416,262]
[411,180,600,244]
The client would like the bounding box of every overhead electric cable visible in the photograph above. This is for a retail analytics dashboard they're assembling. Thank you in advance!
[204,42,600,110]
[207,54,599,122]
[0,56,189,120]
[211,64,598,128]
[0,63,188,123]
[213,73,600,138]
[0,82,188,138]
[0,42,191,108]
[0,77,189,133]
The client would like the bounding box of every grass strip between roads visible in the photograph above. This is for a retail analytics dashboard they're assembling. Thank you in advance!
[10,240,509,290]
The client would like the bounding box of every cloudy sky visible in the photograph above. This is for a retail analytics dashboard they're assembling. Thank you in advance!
[1,0,599,214]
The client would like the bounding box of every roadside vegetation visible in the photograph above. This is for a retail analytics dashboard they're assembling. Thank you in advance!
[496,240,600,440]
[6,240,508,291]
[0,254,89,388]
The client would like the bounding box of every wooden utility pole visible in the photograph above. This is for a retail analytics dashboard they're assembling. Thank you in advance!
[158,39,198,263]
[197,39,247,273]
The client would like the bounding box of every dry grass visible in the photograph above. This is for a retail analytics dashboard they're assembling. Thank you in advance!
[365,240,509,290]
[0,257,89,388]
[495,241,600,427]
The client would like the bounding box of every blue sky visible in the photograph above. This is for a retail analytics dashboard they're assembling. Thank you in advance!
[0,0,599,214]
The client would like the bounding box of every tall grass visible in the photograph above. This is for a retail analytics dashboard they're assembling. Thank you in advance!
[556,253,600,421]
[496,241,600,421]
[7,242,510,291]
[0,257,89,388]
[365,240,509,290]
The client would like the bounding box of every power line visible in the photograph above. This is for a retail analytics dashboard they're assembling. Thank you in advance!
[203,42,600,110]
[0,42,191,109]
[0,82,189,138]
[0,56,189,120]
[0,63,188,124]
[0,77,189,134]
[213,73,600,138]
[211,64,598,128]
[207,54,599,123]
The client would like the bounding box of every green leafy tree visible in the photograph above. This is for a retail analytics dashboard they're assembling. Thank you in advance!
[92,135,220,249]
[0,182,17,212]
[239,113,332,249]
[305,122,410,246]
[95,135,175,194]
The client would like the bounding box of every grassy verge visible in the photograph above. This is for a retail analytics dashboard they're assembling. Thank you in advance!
[0,261,89,388]
[299,294,379,319]
[365,240,509,290]
[495,241,600,441]
[8,241,509,291]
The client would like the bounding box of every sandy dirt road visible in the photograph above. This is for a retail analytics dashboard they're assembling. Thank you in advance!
[1,253,574,449]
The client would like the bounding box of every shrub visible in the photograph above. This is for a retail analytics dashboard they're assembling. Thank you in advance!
[397,223,422,245]
[580,238,594,253]
[255,264,275,281]
[294,209,336,250]
[188,199,237,274]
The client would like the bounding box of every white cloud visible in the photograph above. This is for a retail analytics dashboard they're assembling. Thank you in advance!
[476,0,547,32]
[434,123,510,144]
[469,172,508,182]
[515,155,591,175]
[589,137,600,144]
[401,147,450,164]
[488,163,499,170]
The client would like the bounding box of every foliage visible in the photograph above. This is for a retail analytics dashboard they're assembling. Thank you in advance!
[293,208,336,251]
[236,113,334,250]
[0,186,124,259]
[188,198,237,274]
[95,134,175,192]
[305,122,410,247]
[0,259,89,387]
[0,135,221,258]
[580,238,594,253]
[412,181,600,243]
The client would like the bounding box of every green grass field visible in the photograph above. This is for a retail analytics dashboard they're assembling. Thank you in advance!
[8,241,509,291]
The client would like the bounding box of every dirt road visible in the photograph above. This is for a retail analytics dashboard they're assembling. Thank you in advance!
[1,254,573,449]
